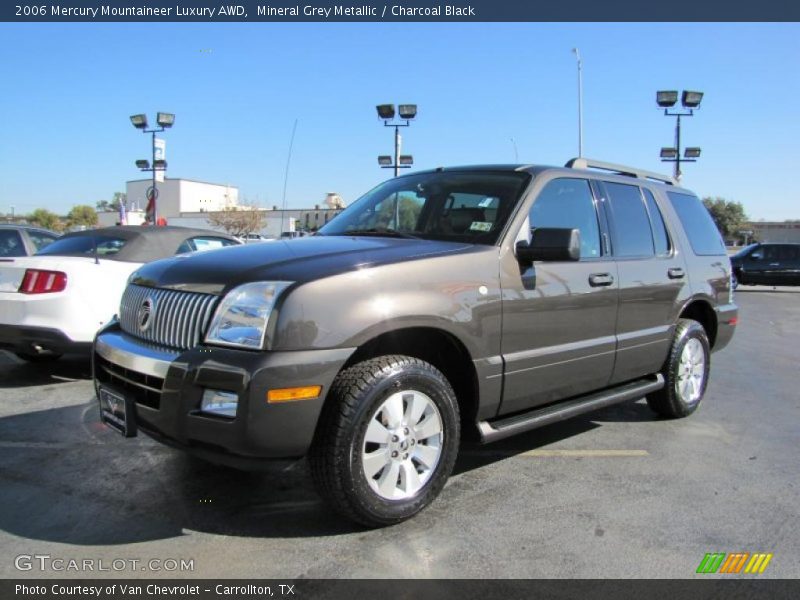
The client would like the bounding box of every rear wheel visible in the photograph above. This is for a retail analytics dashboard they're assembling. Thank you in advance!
[646,319,710,418]
[309,355,460,527]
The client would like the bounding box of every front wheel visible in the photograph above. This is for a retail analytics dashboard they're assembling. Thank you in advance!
[646,319,710,418]
[309,355,460,527]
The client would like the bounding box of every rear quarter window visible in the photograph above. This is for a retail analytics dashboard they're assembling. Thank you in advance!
[666,192,726,256]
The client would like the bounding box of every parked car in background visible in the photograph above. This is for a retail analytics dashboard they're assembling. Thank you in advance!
[0,226,240,361]
[730,242,800,287]
[0,224,59,257]
[93,159,736,526]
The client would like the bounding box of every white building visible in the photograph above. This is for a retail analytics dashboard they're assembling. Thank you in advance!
[125,178,239,218]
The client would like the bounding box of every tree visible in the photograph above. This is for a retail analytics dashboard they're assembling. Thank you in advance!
[96,192,126,212]
[27,208,63,232]
[66,205,98,229]
[702,197,748,240]
[206,206,265,237]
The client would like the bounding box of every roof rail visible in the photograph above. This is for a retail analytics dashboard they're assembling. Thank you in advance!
[565,157,675,186]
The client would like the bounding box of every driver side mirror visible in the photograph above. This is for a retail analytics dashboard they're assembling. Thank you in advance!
[516,227,581,263]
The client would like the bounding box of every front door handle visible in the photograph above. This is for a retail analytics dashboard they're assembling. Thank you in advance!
[589,273,614,287]
[668,267,685,279]
[769,262,780,267]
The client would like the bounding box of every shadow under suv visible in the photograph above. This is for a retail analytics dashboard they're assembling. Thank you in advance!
[93,158,737,526]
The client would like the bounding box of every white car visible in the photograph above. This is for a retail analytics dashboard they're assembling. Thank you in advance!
[0,226,240,361]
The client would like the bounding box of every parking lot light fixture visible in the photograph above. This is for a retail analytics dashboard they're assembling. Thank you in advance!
[656,91,678,108]
[376,102,417,177]
[656,90,702,181]
[376,104,396,120]
[681,91,704,109]
[684,147,702,158]
[129,114,148,129]
[130,111,175,224]
[156,112,176,128]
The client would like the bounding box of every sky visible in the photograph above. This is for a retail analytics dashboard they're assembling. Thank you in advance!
[0,22,798,221]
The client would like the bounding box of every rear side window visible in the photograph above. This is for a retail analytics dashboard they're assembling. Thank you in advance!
[605,182,654,257]
[0,230,26,257]
[27,231,58,252]
[666,192,726,256]
[779,245,800,261]
[642,189,671,256]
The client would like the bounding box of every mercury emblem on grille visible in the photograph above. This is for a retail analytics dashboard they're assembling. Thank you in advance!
[137,297,155,332]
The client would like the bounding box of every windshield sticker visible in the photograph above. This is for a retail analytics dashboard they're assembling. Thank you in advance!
[469,221,493,232]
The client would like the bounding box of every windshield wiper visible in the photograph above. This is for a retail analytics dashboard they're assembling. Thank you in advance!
[335,228,422,240]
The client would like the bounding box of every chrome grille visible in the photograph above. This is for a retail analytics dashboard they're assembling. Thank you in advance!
[119,284,218,350]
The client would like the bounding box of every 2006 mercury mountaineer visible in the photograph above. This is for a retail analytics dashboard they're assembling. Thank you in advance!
[94,158,737,526]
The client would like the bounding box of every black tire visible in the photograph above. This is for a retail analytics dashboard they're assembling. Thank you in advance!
[309,355,460,527]
[14,351,63,363]
[646,319,710,418]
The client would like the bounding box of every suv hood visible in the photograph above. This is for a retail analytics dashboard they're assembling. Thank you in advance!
[131,235,478,294]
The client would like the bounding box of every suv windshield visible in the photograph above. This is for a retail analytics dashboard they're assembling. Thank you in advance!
[319,170,531,245]
[733,243,758,258]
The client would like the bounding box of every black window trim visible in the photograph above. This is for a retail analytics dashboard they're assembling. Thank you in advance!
[641,187,674,259]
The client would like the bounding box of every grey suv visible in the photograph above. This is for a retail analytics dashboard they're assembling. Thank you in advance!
[93,158,737,526]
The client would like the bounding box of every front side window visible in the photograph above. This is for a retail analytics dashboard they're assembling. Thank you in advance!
[528,178,602,259]
[319,171,531,245]
[605,182,655,257]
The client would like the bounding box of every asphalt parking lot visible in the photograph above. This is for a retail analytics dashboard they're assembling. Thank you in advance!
[1,287,798,579]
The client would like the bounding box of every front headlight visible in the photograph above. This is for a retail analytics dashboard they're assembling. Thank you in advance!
[205,281,291,350]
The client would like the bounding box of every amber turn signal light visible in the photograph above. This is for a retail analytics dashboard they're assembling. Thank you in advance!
[267,386,322,403]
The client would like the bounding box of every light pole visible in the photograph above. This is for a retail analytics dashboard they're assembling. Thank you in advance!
[656,91,702,181]
[130,112,175,224]
[376,104,416,176]
[572,48,583,157]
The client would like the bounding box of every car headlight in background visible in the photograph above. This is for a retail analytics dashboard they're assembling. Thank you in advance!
[205,281,291,349]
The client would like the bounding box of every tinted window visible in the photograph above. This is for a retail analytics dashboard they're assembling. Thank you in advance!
[642,189,671,256]
[529,178,601,258]
[779,245,800,261]
[605,182,654,257]
[667,192,726,256]
[733,244,758,259]
[0,230,25,257]
[27,230,58,252]
[36,235,127,257]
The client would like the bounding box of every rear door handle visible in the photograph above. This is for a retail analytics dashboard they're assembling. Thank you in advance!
[668,268,685,279]
[769,262,780,267]
[589,273,614,287]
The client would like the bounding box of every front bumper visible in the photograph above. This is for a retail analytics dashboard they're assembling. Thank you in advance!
[93,323,356,463]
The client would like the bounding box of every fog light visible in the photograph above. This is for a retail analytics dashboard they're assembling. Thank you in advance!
[201,389,238,418]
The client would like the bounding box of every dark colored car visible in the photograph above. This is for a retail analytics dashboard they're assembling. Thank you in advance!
[93,159,737,526]
[730,242,800,287]
[0,224,59,257]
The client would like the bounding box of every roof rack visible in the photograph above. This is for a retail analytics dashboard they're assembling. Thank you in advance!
[565,157,675,186]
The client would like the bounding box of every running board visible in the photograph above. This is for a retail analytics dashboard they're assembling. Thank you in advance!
[478,374,664,444]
